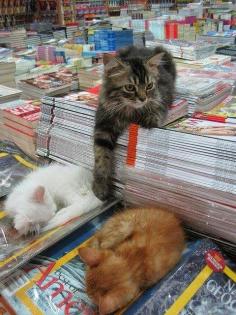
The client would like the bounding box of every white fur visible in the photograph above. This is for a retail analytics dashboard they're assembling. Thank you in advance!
[5,163,103,235]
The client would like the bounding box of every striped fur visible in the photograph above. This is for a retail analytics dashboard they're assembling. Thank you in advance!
[93,46,176,200]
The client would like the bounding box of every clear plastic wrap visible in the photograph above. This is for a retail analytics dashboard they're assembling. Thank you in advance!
[123,239,236,315]
[0,198,119,282]
[0,141,39,198]
[1,237,236,315]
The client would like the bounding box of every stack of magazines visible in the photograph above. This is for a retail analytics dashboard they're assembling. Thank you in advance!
[176,76,232,114]
[0,61,16,88]
[36,90,188,194]
[175,54,231,70]
[17,69,79,99]
[146,39,216,60]
[178,68,236,92]
[77,65,104,89]
[124,120,236,243]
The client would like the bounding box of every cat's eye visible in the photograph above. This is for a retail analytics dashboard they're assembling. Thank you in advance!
[125,84,135,92]
[146,82,154,90]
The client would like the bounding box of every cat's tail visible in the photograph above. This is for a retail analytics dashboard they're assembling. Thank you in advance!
[91,212,135,250]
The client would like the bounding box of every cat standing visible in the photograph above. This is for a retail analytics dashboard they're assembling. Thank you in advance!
[79,206,185,314]
[93,46,176,200]
[5,164,102,235]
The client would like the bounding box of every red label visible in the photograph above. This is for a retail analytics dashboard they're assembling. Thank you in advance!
[205,250,225,272]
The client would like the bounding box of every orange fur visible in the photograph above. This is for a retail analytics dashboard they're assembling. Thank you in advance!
[79,207,185,314]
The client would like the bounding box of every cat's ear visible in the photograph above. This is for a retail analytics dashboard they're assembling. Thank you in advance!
[79,247,101,267]
[32,186,45,204]
[103,54,127,78]
[146,52,165,74]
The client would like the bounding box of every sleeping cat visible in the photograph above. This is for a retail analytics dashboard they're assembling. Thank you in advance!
[5,164,102,235]
[79,206,185,314]
[93,46,176,200]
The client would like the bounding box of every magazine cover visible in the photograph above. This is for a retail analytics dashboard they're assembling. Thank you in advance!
[167,118,236,142]
[193,96,236,123]
[124,238,236,315]
[0,204,121,315]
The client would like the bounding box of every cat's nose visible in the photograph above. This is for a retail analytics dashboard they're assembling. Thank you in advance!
[139,96,146,102]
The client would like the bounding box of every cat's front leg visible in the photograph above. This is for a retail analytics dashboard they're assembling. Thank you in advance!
[139,105,168,129]
[43,193,103,231]
[93,144,113,201]
[93,117,123,201]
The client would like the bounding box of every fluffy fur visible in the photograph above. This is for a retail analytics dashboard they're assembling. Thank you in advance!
[79,206,185,314]
[5,164,102,235]
[93,45,176,200]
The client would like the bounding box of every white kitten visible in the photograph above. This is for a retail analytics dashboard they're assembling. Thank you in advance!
[5,163,103,235]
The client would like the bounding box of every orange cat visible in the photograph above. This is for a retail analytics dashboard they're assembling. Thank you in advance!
[79,207,185,314]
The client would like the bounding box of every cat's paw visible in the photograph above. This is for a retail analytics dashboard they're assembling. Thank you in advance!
[92,179,109,201]
[42,208,74,231]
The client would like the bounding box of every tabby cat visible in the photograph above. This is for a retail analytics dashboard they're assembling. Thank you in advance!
[93,46,176,200]
[79,206,185,314]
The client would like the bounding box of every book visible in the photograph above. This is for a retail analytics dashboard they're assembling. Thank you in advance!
[3,103,40,128]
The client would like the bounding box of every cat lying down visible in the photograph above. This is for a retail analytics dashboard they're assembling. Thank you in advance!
[5,164,103,235]
[79,206,185,315]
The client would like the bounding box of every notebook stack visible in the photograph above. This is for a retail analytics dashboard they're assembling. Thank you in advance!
[176,76,232,114]
[26,32,42,48]
[175,54,231,70]
[1,100,41,158]
[9,29,27,50]
[0,61,16,88]
[17,69,79,99]
[36,88,189,194]
[146,39,217,60]
[124,118,236,243]
[0,85,21,104]
[66,25,79,39]
[178,68,236,92]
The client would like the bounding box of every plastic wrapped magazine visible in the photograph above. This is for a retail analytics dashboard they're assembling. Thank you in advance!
[1,237,236,315]
[0,203,121,315]
[0,141,39,198]
[0,197,119,281]
[124,239,236,315]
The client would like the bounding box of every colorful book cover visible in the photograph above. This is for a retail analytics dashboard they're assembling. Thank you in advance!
[193,96,236,123]
[124,238,236,315]
[167,118,236,141]
[0,204,120,315]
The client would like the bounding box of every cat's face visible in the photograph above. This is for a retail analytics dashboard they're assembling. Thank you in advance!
[103,52,164,110]
[6,186,57,235]
[79,247,138,314]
